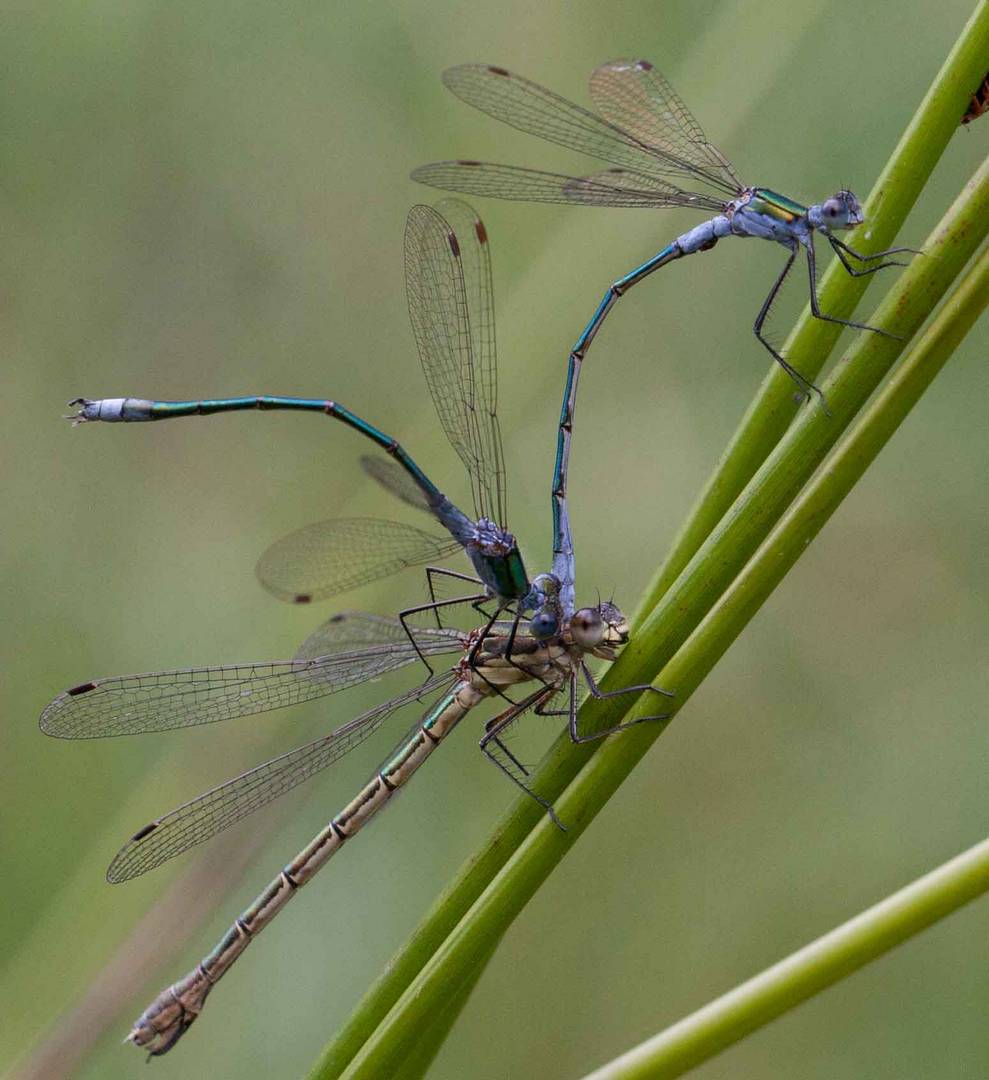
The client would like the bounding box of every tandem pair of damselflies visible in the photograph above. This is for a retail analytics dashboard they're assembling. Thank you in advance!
[47,200,671,1054]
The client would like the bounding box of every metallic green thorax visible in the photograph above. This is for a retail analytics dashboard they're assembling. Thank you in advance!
[751,188,808,223]
[485,548,530,602]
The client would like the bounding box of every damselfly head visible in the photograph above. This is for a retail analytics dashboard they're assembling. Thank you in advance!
[526,573,562,640]
[528,607,560,640]
[570,601,629,656]
[815,190,864,232]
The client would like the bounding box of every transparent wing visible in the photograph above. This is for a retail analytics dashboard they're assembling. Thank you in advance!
[360,456,433,512]
[294,610,463,660]
[255,516,463,603]
[588,60,742,193]
[565,167,726,211]
[438,63,737,196]
[433,198,506,525]
[404,202,505,524]
[411,161,725,210]
[40,615,464,739]
[106,672,454,881]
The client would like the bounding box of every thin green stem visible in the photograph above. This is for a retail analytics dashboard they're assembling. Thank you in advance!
[580,835,989,1080]
[333,224,989,1080]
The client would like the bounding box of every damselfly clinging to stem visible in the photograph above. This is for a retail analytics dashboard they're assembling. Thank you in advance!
[42,602,654,1054]
[413,59,919,413]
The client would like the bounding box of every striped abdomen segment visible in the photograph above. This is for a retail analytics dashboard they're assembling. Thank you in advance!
[128,679,484,1056]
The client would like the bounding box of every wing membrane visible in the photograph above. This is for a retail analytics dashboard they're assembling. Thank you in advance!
[411,161,725,210]
[589,60,741,192]
[41,615,463,738]
[256,517,462,603]
[294,610,462,661]
[438,63,737,195]
[106,673,453,881]
[434,198,506,525]
[360,456,433,512]
[404,202,505,523]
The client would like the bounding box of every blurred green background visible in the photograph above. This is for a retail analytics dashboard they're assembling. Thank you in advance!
[3,1,987,1077]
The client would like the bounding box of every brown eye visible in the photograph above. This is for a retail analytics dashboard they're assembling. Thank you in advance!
[570,607,604,649]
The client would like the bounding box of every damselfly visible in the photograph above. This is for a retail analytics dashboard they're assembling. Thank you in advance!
[42,603,649,1054]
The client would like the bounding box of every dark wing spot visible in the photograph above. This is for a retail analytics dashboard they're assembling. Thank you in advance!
[131,821,159,843]
[448,232,461,257]
[488,66,510,77]
[67,681,97,696]
[458,159,481,167]
[294,594,313,604]
[474,219,488,244]
[636,60,653,71]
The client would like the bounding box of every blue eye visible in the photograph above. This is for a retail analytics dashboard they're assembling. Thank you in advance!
[529,610,559,640]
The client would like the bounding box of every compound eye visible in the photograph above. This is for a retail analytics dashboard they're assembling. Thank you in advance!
[822,198,842,220]
[529,609,559,640]
[570,607,605,649]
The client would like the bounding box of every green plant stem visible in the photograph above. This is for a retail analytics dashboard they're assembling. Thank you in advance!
[581,834,989,1080]
[640,0,989,615]
[319,173,989,1080]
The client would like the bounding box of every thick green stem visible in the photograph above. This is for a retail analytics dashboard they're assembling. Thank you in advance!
[334,225,988,1080]
[580,835,989,1080]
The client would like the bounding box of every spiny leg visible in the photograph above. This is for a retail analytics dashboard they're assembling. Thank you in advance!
[483,713,529,779]
[496,607,539,680]
[461,603,535,710]
[538,669,674,745]
[829,236,921,262]
[826,236,909,278]
[805,237,900,343]
[479,685,566,830]
[580,663,674,705]
[424,566,489,629]
[753,242,825,406]
[399,591,489,675]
